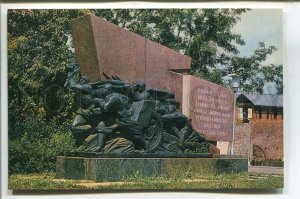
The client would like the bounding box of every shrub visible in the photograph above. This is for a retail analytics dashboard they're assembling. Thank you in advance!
[8,117,75,174]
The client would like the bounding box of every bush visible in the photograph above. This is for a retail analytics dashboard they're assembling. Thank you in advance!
[9,117,75,174]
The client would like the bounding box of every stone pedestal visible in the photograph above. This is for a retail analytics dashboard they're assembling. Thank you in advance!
[56,155,248,182]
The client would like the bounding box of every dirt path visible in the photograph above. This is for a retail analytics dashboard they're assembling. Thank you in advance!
[249,166,284,175]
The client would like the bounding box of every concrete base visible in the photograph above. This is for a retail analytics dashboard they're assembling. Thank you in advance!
[56,156,248,182]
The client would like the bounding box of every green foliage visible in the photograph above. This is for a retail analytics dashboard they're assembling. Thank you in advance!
[192,68,224,85]
[261,64,283,94]
[226,42,281,94]
[8,10,88,173]
[8,117,75,174]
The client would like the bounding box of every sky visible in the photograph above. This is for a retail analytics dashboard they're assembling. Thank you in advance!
[232,9,283,66]
[232,9,283,94]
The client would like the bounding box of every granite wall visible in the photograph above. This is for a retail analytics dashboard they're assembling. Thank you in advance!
[71,14,190,108]
[56,156,248,182]
[233,122,252,159]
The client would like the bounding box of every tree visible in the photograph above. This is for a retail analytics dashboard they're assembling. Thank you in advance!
[7,9,92,173]
[225,42,280,94]
[261,64,283,94]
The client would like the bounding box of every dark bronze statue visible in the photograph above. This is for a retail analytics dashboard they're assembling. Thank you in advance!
[65,65,210,154]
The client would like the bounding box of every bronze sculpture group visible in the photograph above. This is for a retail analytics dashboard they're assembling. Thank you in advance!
[66,62,210,154]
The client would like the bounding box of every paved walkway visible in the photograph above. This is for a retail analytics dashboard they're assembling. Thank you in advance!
[249,165,284,175]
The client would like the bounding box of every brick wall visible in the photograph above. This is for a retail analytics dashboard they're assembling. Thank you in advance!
[234,107,283,161]
[251,119,283,161]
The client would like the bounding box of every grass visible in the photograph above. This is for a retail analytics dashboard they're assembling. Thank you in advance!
[8,171,284,190]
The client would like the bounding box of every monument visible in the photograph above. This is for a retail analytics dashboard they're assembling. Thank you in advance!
[71,14,234,148]
[56,14,247,182]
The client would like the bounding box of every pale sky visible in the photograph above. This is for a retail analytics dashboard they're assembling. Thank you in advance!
[232,9,283,66]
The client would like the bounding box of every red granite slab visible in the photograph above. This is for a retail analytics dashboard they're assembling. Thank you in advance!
[186,75,234,142]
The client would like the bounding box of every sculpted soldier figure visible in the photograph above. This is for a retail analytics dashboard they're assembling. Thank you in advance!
[65,66,210,154]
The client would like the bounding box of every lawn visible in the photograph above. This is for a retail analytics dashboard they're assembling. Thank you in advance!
[8,171,284,190]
